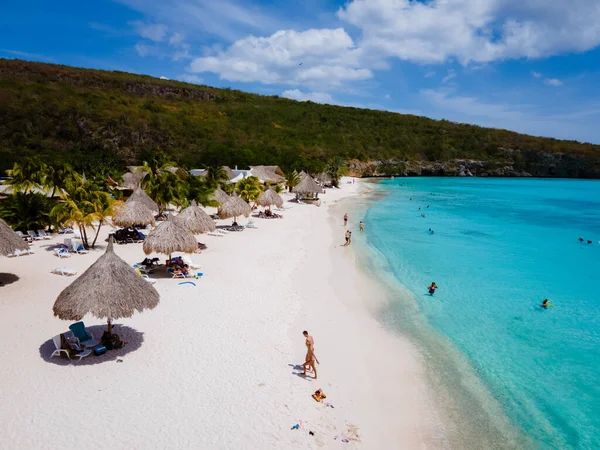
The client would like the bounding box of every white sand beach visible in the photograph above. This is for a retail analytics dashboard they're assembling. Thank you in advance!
[0,178,439,449]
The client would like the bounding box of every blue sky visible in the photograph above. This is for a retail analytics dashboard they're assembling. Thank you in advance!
[2,0,600,143]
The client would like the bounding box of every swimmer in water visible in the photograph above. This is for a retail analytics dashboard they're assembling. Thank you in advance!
[579,237,584,242]
[428,282,438,295]
[541,299,552,309]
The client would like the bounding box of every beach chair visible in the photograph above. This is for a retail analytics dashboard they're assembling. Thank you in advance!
[54,248,71,258]
[207,232,224,237]
[15,231,32,242]
[36,230,52,240]
[51,267,78,276]
[50,335,92,361]
[75,244,89,254]
[68,322,100,348]
[141,274,157,285]
[168,269,187,278]
[181,256,201,270]
[27,230,43,240]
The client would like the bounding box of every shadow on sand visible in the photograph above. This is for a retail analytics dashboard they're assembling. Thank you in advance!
[0,273,19,287]
[39,324,144,366]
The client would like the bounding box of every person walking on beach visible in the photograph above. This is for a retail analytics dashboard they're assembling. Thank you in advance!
[348,231,352,245]
[343,213,348,227]
[303,331,318,379]
[359,221,364,232]
[344,230,350,246]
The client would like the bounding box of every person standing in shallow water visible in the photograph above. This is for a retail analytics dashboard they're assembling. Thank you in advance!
[428,282,438,295]
[359,221,364,232]
[343,213,348,227]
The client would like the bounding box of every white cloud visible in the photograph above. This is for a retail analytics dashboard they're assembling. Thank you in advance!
[135,43,153,57]
[544,78,563,86]
[130,21,168,42]
[424,71,436,78]
[282,89,333,103]
[188,28,372,87]
[531,71,542,78]
[173,49,191,61]
[178,74,204,84]
[442,70,456,84]
[160,76,169,80]
[169,32,185,46]
[337,0,600,65]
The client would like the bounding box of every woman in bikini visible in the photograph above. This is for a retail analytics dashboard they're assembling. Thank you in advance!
[302,331,318,379]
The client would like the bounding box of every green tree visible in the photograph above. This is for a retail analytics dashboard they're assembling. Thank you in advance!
[41,163,80,198]
[137,156,187,213]
[285,170,301,192]
[0,192,54,232]
[235,176,262,204]
[272,184,285,194]
[5,159,46,193]
[186,175,219,208]
[326,157,349,187]
[205,166,229,186]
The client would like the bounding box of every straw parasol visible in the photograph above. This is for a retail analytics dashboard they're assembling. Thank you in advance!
[218,195,251,222]
[127,187,159,213]
[316,172,332,185]
[210,186,230,206]
[53,237,159,336]
[142,218,197,258]
[112,201,155,227]
[0,218,28,256]
[293,175,322,195]
[174,200,216,234]
[256,188,284,209]
[120,171,147,190]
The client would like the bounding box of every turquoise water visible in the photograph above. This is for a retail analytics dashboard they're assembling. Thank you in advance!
[363,178,600,449]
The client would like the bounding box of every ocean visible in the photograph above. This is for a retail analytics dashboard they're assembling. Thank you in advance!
[354,178,600,449]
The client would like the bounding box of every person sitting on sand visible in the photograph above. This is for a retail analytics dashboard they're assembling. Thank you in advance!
[344,213,348,227]
[359,221,364,232]
[303,331,318,379]
[428,282,438,295]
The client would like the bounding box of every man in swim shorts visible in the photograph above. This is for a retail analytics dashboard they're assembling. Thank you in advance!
[303,331,318,379]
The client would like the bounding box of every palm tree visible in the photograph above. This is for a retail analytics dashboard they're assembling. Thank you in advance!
[87,191,116,248]
[285,170,302,192]
[235,176,262,204]
[137,157,187,213]
[187,175,219,208]
[41,163,80,198]
[326,157,349,187]
[205,166,229,186]
[273,184,285,194]
[0,192,53,231]
[5,158,46,193]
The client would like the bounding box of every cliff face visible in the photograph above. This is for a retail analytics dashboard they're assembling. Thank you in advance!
[348,151,600,179]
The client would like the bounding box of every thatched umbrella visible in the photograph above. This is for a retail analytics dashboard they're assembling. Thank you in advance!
[257,188,284,209]
[293,175,322,195]
[127,187,159,213]
[218,195,251,223]
[142,218,197,258]
[210,186,230,206]
[0,218,28,256]
[120,171,147,190]
[112,201,155,227]
[174,200,216,234]
[53,238,159,337]
[316,172,332,185]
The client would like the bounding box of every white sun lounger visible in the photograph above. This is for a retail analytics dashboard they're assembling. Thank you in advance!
[51,268,77,276]
[27,230,43,240]
[54,248,71,258]
[50,335,92,361]
[207,232,224,237]
[182,256,201,270]
[36,230,52,240]
[141,274,157,285]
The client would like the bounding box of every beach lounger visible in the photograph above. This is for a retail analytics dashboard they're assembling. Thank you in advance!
[36,230,52,240]
[27,230,43,240]
[51,267,77,276]
[54,248,71,258]
[15,231,32,242]
[50,335,92,361]
[207,232,224,237]
[226,226,245,232]
[141,274,157,285]
[181,256,201,270]
[69,322,100,348]
[75,244,89,254]
[8,248,33,257]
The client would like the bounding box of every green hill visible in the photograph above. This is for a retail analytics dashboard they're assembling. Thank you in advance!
[1,59,599,177]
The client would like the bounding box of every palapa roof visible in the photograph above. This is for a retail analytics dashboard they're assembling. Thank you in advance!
[316,172,332,184]
[120,171,147,190]
[127,187,159,213]
[210,186,230,206]
[142,219,197,255]
[53,238,159,322]
[0,218,29,256]
[250,166,285,183]
[256,188,284,208]
[292,175,322,194]
[112,200,155,227]
[174,201,216,234]
[222,166,237,180]
[218,195,251,219]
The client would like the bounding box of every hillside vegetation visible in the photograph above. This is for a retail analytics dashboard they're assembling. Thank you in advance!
[1,59,599,177]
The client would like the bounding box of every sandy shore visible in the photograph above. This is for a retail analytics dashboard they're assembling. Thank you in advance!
[0,178,438,449]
